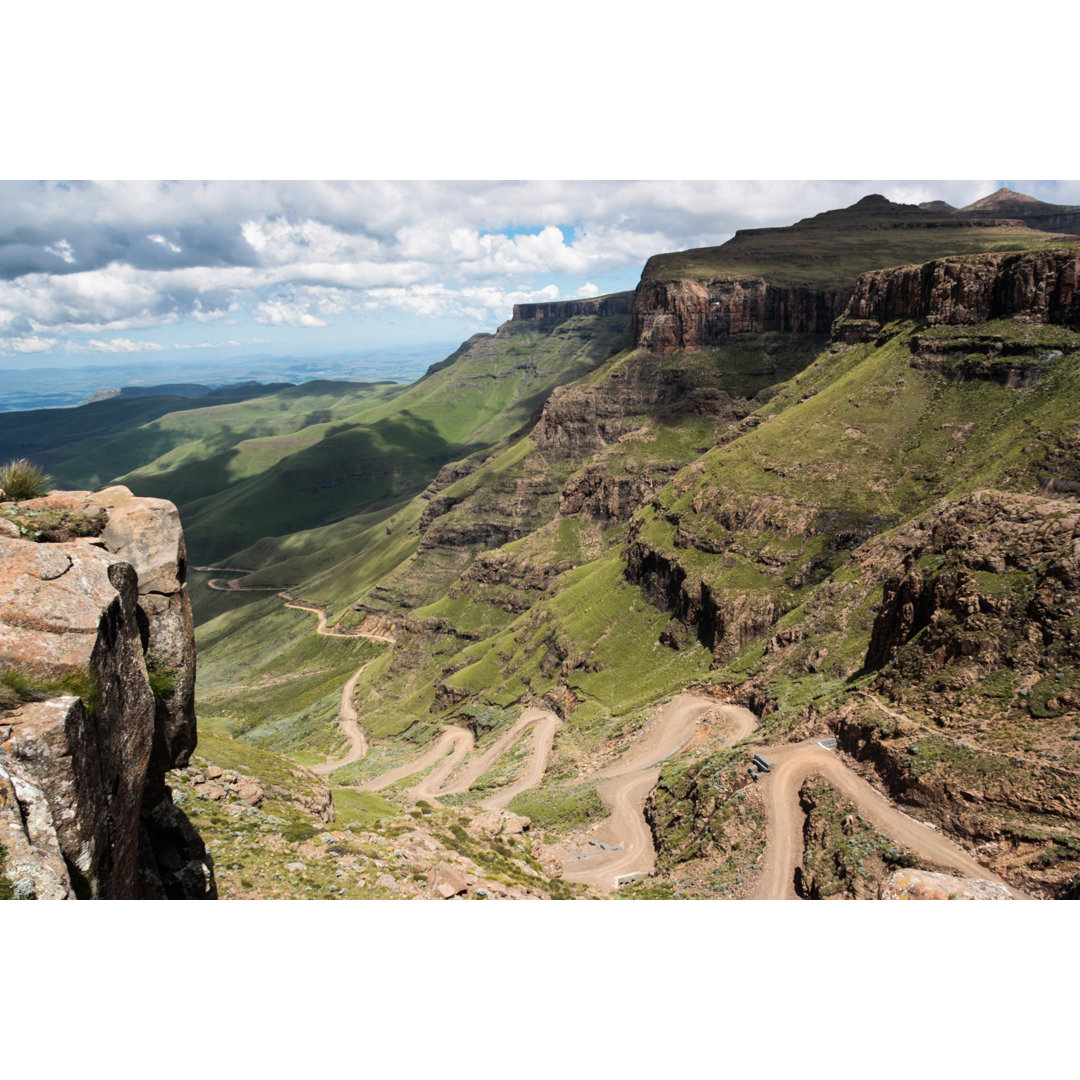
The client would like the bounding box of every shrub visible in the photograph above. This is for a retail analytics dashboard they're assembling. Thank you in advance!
[0,667,101,714]
[145,650,179,701]
[0,458,52,500]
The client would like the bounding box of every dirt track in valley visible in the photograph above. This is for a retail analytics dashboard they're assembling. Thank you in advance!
[359,727,474,794]
[559,696,758,892]
[751,741,1029,900]
[478,710,563,811]
[197,567,1026,899]
[355,707,563,808]
[281,599,397,643]
[196,566,397,643]
[309,662,371,777]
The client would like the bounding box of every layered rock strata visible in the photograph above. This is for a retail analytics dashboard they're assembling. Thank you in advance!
[512,292,634,322]
[0,486,213,899]
[632,277,850,355]
[841,248,1080,333]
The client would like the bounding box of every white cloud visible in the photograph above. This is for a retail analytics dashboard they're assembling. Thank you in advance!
[0,335,58,354]
[44,239,75,263]
[252,299,329,327]
[577,282,600,299]
[82,337,167,353]
[147,233,182,253]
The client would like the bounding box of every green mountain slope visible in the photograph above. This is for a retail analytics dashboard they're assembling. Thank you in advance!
[193,231,1080,898]
[19,191,1078,899]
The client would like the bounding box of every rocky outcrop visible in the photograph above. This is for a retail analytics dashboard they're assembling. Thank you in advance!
[0,486,213,899]
[559,466,674,524]
[624,536,782,662]
[841,248,1080,333]
[880,868,1013,900]
[865,491,1080,682]
[512,292,634,322]
[533,363,750,460]
[632,277,848,355]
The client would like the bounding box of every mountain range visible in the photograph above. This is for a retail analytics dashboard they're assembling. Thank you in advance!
[3,187,1078,900]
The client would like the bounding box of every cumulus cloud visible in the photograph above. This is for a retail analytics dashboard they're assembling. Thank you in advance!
[0,335,58,354]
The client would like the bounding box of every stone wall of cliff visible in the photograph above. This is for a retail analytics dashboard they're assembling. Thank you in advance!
[631,277,851,355]
[840,248,1080,332]
[511,292,634,322]
[0,486,213,900]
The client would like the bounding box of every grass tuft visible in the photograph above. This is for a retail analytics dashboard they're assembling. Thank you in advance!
[0,458,52,500]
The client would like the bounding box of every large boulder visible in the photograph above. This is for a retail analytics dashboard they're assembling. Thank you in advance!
[0,489,212,899]
[880,868,1013,900]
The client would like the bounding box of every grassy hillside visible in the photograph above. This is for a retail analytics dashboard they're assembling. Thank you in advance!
[193,271,1080,897]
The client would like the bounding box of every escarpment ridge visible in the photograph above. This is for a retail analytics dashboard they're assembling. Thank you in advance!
[1,487,213,900]
[841,247,1080,330]
[512,291,634,322]
[628,194,1076,356]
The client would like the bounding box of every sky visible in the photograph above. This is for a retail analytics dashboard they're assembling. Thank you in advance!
[4,179,1079,370]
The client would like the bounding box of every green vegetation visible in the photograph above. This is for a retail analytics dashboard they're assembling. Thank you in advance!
[0,668,101,715]
[145,650,179,701]
[0,457,52,500]
[195,598,381,757]
[429,817,584,899]
[0,383,291,491]
[331,789,400,830]
[506,782,604,830]
[0,842,14,900]
[0,504,107,543]
[799,776,917,899]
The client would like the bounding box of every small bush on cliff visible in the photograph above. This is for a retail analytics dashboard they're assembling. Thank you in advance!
[0,458,52,501]
[145,650,179,701]
[0,668,101,714]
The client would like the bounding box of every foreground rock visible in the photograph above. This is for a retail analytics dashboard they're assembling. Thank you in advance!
[0,487,213,899]
[881,869,1013,900]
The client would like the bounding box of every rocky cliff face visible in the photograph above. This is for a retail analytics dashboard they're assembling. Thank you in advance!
[0,486,213,900]
[512,292,634,322]
[631,277,849,355]
[841,248,1080,333]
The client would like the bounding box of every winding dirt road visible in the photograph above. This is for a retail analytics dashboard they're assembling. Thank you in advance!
[282,599,396,643]
[751,741,1029,900]
[560,695,758,892]
[360,727,475,794]
[357,707,563,807]
[439,707,561,801]
[199,560,1023,899]
[479,710,563,811]
[309,662,371,777]
[194,566,396,642]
